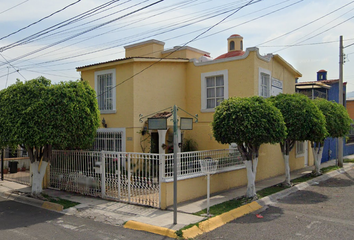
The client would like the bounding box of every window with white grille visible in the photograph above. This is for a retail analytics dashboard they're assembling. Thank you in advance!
[206,75,224,109]
[93,129,125,152]
[259,68,271,98]
[201,70,228,112]
[95,69,116,113]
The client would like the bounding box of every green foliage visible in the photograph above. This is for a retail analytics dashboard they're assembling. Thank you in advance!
[212,96,286,159]
[270,93,327,144]
[313,98,352,139]
[182,138,198,152]
[0,77,100,154]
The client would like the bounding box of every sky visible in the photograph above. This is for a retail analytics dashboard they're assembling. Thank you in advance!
[1,0,354,93]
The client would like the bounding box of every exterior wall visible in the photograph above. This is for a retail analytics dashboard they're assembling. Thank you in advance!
[125,43,163,58]
[160,168,248,209]
[346,100,354,118]
[162,48,205,59]
[131,61,187,152]
[320,83,354,161]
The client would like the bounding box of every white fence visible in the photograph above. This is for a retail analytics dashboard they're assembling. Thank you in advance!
[50,148,243,208]
[1,158,31,185]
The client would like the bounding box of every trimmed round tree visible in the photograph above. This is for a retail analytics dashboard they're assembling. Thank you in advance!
[270,93,327,186]
[313,98,352,172]
[212,96,286,198]
[0,77,100,195]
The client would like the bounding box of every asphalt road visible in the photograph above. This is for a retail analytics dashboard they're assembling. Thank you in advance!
[0,197,173,240]
[196,167,354,240]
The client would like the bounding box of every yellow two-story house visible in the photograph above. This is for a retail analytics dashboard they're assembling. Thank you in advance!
[77,35,311,201]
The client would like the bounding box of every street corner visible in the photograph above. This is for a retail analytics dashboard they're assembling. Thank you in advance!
[42,201,64,212]
[197,201,263,234]
[124,220,177,239]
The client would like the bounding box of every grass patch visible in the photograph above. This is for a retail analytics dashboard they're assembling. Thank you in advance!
[257,184,288,198]
[321,165,340,173]
[179,164,345,237]
[42,193,80,209]
[194,197,249,216]
[291,173,313,184]
[344,158,354,163]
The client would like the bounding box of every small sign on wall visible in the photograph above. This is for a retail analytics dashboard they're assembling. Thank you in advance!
[127,137,133,141]
[271,78,283,96]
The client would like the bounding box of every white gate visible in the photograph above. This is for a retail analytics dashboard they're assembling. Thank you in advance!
[50,150,160,208]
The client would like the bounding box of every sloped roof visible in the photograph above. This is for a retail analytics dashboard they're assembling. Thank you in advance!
[215,50,245,60]
[76,57,189,70]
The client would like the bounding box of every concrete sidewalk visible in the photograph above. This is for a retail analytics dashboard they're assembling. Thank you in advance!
[0,158,352,238]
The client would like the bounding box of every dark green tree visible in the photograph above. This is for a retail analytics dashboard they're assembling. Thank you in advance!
[270,94,327,186]
[313,98,352,173]
[212,96,286,198]
[0,77,100,195]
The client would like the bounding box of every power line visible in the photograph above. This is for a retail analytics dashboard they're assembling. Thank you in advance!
[0,0,165,66]
[256,0,354,47]
[0,0,29,15]
[0,54,27,81]
[2,0,250,69]
[95,0,257,99]
[0,0,122,52]
[273,15,354,53]
[0,0,83,41]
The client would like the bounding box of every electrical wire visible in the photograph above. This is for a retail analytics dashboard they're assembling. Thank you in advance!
[0,0,29,15]
[95,0,256,99]
[0,0,122,52]
[0,0,165,66]
[0,0,83,41]
[256,0,354,47]
[0,54,27,80]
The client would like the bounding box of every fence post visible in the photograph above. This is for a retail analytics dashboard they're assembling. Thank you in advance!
[128,153,131,203]
[159,153,165,208]
[118,153,121,200]
[101,151,106,198]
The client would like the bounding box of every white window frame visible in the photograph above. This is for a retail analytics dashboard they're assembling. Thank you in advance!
[95,69,116,114]
[296,141,304,158]
[201,70,228,112]
[94,128,126,152]
[259,67,271,98]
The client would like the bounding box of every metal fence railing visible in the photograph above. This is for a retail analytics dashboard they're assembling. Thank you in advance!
[163,148,243,179]
[1,157,31,186]
[49,148,244,208]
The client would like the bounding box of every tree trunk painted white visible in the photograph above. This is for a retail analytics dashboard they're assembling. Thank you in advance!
[244,158,258,198]
[31,161,48,195]
[312,146,324,176]
[283,155,291,186]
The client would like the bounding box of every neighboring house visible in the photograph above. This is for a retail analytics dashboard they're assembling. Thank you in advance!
[77,34,309,180]
[296,70,354,162]
[346,98,354,145]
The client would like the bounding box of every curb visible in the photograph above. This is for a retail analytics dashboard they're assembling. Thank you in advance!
[125,163,354,239]
[124,201,262,239]
[124,220,177,239]
[257,163,354,207]
[0,191,63,212]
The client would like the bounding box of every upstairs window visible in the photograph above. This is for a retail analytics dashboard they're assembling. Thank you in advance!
[206,75,224,109]
[201,70,228,112]
[95,69,116,113]
[259,68,271,98]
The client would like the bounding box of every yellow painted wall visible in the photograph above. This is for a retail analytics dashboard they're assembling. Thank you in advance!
[160,168,248,209]
[162,48,206,59]
[125,43,163,58]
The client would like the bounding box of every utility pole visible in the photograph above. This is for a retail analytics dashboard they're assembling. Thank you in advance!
[338,35,344,167]
[173,105,178,224]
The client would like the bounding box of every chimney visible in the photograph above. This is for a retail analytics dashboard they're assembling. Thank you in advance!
[317,70,327,81]
[227,34,243,52]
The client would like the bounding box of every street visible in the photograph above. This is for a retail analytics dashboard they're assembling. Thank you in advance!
[196,168,354,240]
[0,197,173,240]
